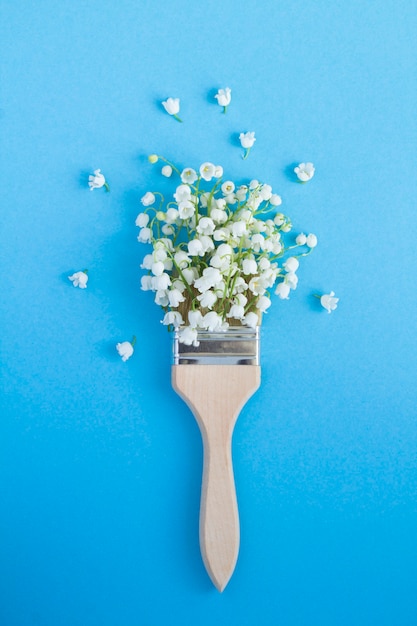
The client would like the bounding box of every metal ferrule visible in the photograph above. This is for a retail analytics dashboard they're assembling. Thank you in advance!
[173,327,260,365]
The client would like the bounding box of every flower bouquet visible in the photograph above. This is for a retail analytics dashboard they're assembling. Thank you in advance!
[137,156,317,342]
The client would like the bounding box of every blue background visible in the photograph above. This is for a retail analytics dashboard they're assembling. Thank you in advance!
[1,1,417,624]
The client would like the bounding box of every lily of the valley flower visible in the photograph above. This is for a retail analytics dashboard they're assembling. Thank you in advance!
[88,169,109,191]
[162,165,173,177]
[239,132,256,160]
[306,233,318,248]
[135,213,150,228]
[214,87,232,113]
[294,162,315,182]
[68,270,88,288]
[319,291,339,313]
[275,282,290,300]
[162,311,184,327]
[116,336,136,362]
[162,97,182,122]
[199,162,216,182]
[181,168,198,184]
[141,191,155,206]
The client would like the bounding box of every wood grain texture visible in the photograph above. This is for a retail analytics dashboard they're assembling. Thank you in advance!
[172,364,261,591]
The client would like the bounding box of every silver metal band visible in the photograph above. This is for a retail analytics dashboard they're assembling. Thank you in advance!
[173,327,260,365]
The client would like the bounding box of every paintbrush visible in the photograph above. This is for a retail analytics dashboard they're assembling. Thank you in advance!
[138,155,316,592]
[172,326,260,592]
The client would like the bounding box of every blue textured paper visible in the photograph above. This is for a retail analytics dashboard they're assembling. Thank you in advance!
[1,1,417,624]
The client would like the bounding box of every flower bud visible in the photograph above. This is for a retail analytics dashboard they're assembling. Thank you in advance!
[148,154,159,164]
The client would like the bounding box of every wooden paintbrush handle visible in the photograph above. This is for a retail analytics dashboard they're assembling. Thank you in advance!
[172,364,260,591]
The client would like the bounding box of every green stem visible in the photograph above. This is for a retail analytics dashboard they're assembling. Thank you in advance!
[173,114,183,123]
[131,335,137,347]
[242,147,251,160]
[104,182,110,192]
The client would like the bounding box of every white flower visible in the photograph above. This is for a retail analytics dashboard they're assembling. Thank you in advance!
[210,208,228,224]
[239,132,256,159]
[232,277,248,294]
[179,326,199,346]
[275,282,290,299]
[161,97,182,122]
[182,267,198,284]
[188,239,204,256]
[296,233,307,246]
[256,295,271,313]
[168,289,185,308]
[202,311,224,332]
[197,290,217,309]
[243,312,259,329]
[227,304,245,320]
[242,257,257,275]
[236,186,248,201]
[214,87,232,112]
[162,311,184,327]
[140,254,153,270]
[154,290,169,306]
[166,208,179,223]
[283,257,299,273]
[194,267,222,293]
[258,257,270,271]
[178,200,195,219]
[135,212,149,227]
[270,194,282,206]
[199,235,215,254]
[137,227,152,243]
[88,169,108,191]
[116,340,135,362]
[320,291,339,313]
[162,224,174,235]
[250,233,264,253]
[188,310,203,328]
[231,220,247,238]
[294,162,315,182]
[141,192,155,206]
[240,132,256,148]
[214,165,224,178]
[152,273,171,290]
[181,168,198,184]
[212,227,229,242]
[248,276,266,296]
[286,272,298,290]
[68,271,88,288]
[199,162,216,182]
[196,217,215,236]
[162,165,172,177]
[141,275,153,291]
[306,233,318,248]
[259,184,272,201]
[274,213,285,227]
[151,261,165,276]
[174,250,190,269]
[174,184,192,203]
[221,181,235,195]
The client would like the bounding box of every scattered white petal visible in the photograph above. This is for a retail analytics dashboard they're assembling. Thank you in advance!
[88,169,108,191]
[294,162,315,182]
[161,98,182,122]
[320,291,339,313]
[116,340,134,362]
[68,271,88,288]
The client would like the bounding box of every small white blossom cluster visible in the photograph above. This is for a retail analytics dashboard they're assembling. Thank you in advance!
[137,157,317,346]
